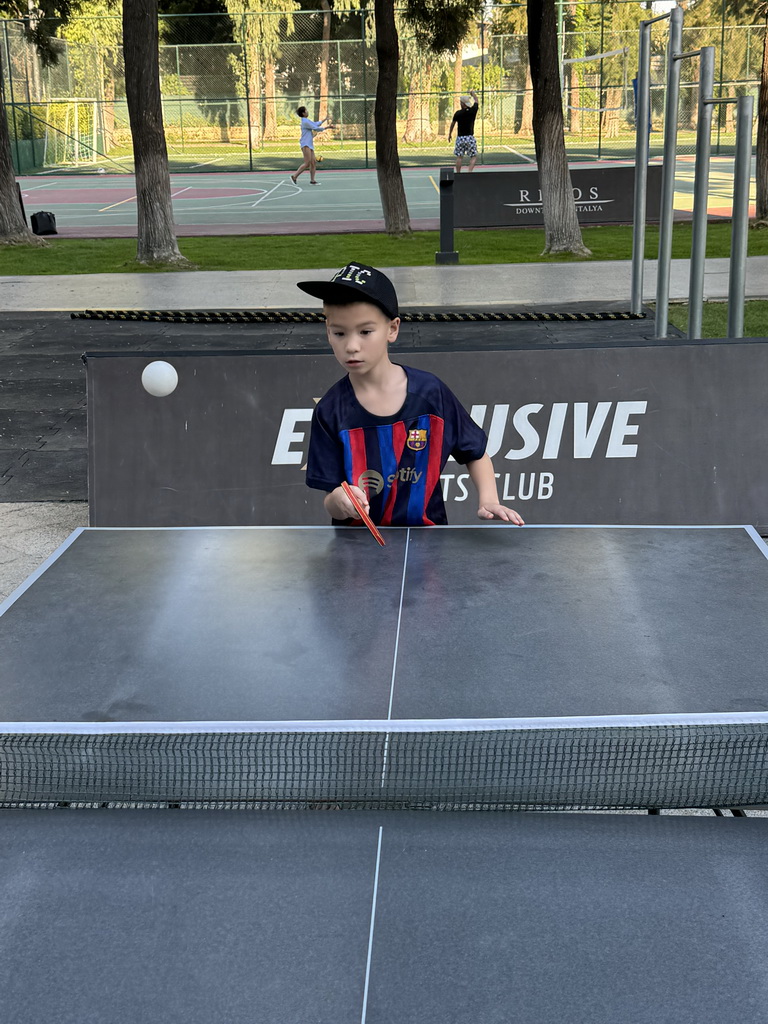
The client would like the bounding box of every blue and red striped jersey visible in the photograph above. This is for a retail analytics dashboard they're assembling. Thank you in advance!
[306,365,487,526]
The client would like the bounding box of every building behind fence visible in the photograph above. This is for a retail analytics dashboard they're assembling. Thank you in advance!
[1,3,763,175]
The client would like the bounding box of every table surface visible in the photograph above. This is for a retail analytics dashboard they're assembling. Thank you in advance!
[1,525,768,723]
[3,525,768,1023]
[1,808,767,1024]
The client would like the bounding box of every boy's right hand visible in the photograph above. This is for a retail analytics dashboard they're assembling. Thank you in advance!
[325,484,370,520]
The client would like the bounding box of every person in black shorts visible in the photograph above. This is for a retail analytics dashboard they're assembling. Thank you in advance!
[448,89,479,172]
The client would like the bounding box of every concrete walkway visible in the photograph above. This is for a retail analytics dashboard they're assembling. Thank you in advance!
[2,257,767,312]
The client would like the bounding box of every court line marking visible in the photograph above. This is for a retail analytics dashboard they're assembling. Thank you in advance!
[191,157,224,168]
[360,826,384,1024]
[504,146,535,162]
[0,527,86,618]
[251,179,291,207]
[429,174,438,193]
[170,187,192,199]
[22,182,55,192]
[99,193,138,212]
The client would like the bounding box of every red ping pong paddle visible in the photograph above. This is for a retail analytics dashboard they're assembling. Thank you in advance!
[341,481,386,547]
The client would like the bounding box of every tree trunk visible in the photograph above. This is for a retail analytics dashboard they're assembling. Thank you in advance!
[453,51,462,104]
[123,0,186,265]
[0,47,43,245]
[567,63,580,132]
[102,56,116,150]
[600,86,621,139]
[756,15,768,224]
[519,63,533,134]
[374,0,411,235]
[319,0,331,122]
[527,0,589,255]
[404,64,432,143]
[264,61,277,140]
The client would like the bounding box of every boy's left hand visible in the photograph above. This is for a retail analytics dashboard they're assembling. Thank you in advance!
[477,503,525,525]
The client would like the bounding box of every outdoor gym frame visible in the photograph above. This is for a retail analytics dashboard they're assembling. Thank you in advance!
[631,4,754,339]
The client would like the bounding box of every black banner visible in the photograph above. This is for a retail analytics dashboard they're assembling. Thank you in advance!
[452,164,662,227]
[86,341,768,530]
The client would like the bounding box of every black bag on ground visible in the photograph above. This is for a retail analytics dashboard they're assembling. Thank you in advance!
[31,211,57,235]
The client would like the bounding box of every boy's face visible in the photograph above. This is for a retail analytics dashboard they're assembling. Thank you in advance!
[323,302,400,376]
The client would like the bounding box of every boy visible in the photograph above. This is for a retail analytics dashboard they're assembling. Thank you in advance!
[297,262,524,528]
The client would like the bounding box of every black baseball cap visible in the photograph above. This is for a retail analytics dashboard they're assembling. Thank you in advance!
[297,262,399,320]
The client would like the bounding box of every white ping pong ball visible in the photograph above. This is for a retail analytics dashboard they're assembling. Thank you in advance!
[141,361,178,397]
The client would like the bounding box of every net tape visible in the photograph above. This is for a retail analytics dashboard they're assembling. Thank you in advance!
[2,717,766,811]
[71,309,647,324]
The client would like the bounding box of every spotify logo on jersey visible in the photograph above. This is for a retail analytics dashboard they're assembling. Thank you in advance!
[358,470,385,496]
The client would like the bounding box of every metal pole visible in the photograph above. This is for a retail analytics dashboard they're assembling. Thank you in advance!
[241,16,253,172]
[716,0,726,155]
[337,39,344,146]
[435,167,458,264]
[687,46,715,341]
[176,46,184,153]
[3,22,23,173]
[597,3,605,160]
[74,99,80,165]
[480,19,485,166]
[361,2,369,169]
[631,21,652,315]
[727,94,754,339]
[499,35,504,149]
[655,4,684,340]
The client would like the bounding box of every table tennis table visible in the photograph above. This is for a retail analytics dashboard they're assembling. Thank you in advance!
[2,525,768,1022]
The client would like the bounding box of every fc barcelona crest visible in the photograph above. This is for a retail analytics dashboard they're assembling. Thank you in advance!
[407,428,428,451]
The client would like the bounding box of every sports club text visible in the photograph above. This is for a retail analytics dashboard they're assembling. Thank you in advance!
[271,400,648,502]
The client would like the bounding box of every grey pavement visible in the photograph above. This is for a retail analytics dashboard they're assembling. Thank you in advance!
[1,257,767,312]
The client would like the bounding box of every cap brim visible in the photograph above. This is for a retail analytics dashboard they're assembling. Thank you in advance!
[296,280,364,305]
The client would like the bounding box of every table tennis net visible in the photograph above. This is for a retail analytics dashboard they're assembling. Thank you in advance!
[1,717,767,810]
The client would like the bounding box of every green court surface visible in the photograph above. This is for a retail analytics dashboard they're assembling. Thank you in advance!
[17,157,750,238]
[18,167,442,236]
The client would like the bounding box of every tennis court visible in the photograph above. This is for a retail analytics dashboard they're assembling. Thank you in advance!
[18,166,440,235]
[17,156,751,236]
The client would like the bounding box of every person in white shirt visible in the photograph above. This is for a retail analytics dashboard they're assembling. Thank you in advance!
[291,106,333,185]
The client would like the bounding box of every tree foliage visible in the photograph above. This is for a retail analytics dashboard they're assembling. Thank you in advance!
[402,0,482,54]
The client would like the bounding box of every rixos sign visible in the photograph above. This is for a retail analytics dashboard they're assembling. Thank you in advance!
[452,164,663,228]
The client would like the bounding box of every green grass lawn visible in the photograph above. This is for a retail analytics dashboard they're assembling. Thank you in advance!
[664,300,768,339]
[1,222,766,275]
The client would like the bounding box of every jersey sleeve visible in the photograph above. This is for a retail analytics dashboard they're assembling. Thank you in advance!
[442,382,487,464]
[306,403,345,492]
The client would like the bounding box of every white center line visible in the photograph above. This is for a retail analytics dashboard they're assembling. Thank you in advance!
[360,826,384,1024]
[387,528,410,721]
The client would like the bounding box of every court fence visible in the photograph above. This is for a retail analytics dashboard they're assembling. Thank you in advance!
[2,3,763,174]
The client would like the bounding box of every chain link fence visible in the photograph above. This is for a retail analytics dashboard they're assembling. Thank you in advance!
[2,4,763,174]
